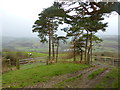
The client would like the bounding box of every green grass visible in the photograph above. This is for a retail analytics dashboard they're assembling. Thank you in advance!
[54,74,82,88]
[2,63,89,88]
[58,55,85,62]
[87,68,107,80]
[95,68,119,88]
[20,63,46,70]
[25,48,48,52]
[65,74,82,82]
[23,52,47,57]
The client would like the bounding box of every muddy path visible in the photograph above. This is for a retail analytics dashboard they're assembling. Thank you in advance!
[63,68,111,88]
[27,66,97,88]
[83,68,111,88]
[59,61,112,88]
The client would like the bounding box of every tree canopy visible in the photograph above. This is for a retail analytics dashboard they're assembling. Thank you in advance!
[32,1,119,64]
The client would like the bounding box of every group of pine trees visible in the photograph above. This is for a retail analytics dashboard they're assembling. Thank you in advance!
[32,1,120,65]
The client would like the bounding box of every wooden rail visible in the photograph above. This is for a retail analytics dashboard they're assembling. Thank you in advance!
[19,57,47,64]
[92,56,120,67]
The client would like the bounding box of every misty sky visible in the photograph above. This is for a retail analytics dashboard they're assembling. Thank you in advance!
[0,0,119,38]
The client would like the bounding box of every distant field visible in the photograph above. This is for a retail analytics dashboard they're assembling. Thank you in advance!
[15,47,48,52]
[2,51,48,58]
[93,36,118,53]
[2,36,66,52]
[2,35,118,54]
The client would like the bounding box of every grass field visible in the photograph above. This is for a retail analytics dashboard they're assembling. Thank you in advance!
[2,63,90,88]
[17,48,48,52]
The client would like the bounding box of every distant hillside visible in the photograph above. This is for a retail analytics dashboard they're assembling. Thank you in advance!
[94,35,118,52]
[2,37,47,52]
[2,35,118,53]
[2,36,68,52]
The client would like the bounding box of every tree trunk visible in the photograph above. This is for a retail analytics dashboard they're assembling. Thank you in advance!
[51,29,55,61]
[84,30,89,64]
[80,50,83,63]
[56,40,59,63]
[87,32,92,64]
[90,46,92,64]
[90,32,93,64]
[48,28,51,65]
[73,42,76,61]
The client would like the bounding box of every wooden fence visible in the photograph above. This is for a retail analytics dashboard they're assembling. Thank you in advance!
[2,56,47,73]
[93,56,120,67]
[19,57,47,64]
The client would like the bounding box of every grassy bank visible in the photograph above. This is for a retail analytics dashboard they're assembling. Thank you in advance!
[2,63,90,88]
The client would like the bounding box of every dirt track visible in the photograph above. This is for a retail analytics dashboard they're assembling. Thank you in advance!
[27,66,96,88]
[27,61,112,88]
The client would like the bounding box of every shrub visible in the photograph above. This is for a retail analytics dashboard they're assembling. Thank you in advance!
[61,52,74,59]
[16,52,29,59]
[101,53,104,56]
[5,53,17,66]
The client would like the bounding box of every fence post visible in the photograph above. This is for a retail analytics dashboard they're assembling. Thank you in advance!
[46,56,49,65]
[16,59,20,69]
[113,58,114,66]
[8,59,12,70]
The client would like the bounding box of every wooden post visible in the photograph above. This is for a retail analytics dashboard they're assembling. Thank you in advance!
[16,59,20,69]
[46,56,49,65]
[8,59,12,70]
[113,58,114,66]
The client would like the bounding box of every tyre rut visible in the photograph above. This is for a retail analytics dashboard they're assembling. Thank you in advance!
[27,66,97,88]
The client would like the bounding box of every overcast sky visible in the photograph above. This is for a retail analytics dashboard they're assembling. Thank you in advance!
[0,0,119,38]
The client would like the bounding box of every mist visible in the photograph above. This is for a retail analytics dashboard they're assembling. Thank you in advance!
[1,0,119,38]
